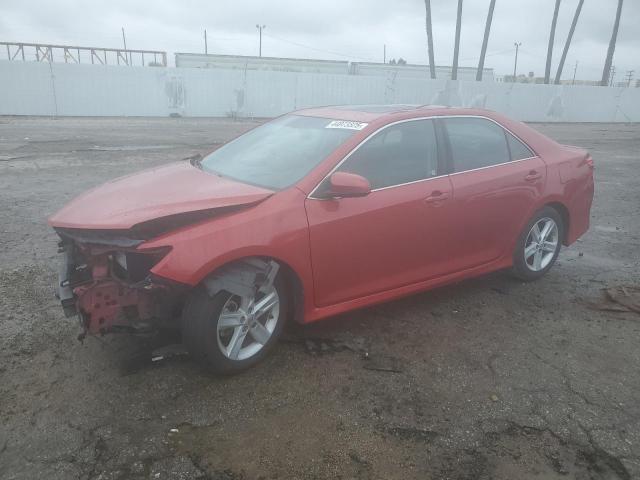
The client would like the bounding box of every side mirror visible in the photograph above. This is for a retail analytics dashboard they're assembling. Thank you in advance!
[327,172,371,198]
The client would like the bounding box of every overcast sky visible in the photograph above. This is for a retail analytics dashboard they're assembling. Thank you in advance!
[2,0,637,81]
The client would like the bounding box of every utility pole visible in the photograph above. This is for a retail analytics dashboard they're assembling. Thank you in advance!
[204,29,208,54]
[625,70,634,87]
[256,24,266,57]
[451,0,463,80]
[383,44,386,64]
[513,42,521,82]
[572,61,578,85]
[121,27,130,66]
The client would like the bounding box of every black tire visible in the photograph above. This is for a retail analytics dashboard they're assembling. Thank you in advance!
[181,274,288,375]
[511,206,564,282]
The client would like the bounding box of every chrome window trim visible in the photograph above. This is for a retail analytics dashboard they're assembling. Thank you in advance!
[307,114,539,200]
[448,155,537,177]
[368,173,450,192]
[504,130,536,160]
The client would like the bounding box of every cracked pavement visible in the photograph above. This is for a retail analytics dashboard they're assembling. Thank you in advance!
[0,117,639,479]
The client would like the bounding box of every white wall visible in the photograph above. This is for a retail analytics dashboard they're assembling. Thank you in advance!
[1,60,639,122]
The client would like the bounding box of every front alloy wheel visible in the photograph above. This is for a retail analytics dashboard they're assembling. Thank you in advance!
[217,285,280,361]
[182,274,288,374]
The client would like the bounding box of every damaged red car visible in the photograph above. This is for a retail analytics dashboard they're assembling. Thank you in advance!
[50,105,594,373]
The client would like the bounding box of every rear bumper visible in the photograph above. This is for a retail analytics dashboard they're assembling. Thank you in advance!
[566,175,594,245]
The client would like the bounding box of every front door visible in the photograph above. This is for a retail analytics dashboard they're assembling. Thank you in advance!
[304,119,456,307]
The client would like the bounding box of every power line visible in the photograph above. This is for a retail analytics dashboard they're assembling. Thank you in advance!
[459,47,514,63]
[261,32,377,62]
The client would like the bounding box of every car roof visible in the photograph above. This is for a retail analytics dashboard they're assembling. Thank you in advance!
[291,104,560,165]
[294,104,460,122]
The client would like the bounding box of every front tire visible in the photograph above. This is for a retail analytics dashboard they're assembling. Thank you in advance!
[512,206,563,281]
[182,275,288,375]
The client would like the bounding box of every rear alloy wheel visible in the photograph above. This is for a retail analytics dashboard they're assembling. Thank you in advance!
[512,207,563,281]
[182,274,288,374]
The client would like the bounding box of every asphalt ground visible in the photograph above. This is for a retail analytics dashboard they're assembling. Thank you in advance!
[1,117,639,479]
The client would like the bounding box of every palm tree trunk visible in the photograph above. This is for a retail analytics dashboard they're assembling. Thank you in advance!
[544,0,562,84]
[601,0,624,86]
[451,0,463,80]
[554,0,584,84]
[424,0,436,79]
[476,0,496,81]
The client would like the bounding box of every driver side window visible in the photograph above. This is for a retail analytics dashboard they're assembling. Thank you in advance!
[336,119,439,190]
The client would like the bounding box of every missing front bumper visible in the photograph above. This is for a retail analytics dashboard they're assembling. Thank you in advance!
[54,239,179,336]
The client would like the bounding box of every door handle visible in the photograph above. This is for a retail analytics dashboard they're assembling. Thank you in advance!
[524,170,542,182]
[424,190,450,204]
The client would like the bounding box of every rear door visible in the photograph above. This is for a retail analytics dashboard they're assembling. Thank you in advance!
[441,116,546,270]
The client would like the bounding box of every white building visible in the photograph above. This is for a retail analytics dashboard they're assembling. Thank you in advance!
[175,53,494,82]
[350,62,494,82]
[175,53,349,75]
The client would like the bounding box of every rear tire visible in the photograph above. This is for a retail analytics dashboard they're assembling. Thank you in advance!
[182,274,288,375]
[511,206,563,282]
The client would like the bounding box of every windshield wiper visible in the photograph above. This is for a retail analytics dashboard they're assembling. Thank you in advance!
[184,153,203,168]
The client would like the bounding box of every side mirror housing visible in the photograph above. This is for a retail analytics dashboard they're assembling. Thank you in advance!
[327,172,371,198]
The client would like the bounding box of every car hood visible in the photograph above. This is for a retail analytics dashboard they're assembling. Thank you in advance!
[48,162,273,230]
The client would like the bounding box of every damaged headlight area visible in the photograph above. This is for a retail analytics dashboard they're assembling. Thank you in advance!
[55,228,183,338]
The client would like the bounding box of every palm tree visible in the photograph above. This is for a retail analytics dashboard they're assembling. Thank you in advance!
[544,0,562,84]
[554,0,584,84]
[452,0,463,80]
[476,0,496,81]
[424,0,436,79]
[601,0,624,86]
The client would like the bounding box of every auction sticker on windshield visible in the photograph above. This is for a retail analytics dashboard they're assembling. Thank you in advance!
[325,120,368,130]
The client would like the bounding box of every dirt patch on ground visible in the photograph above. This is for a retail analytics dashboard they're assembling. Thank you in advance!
[1,117,639,479]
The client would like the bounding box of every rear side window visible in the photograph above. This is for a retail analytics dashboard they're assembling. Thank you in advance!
[507,133,534,160]
[337,119,438,189]
[444,117,510,173]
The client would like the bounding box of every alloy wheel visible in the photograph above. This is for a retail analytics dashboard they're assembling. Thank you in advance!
[216,285,280,361]
[524,217,559,272]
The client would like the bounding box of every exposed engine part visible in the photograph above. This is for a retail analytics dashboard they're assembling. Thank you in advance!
[75,279,158,335]
[56,239,178,336]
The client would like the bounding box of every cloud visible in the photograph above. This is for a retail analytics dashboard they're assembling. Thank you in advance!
[1,0,637,81]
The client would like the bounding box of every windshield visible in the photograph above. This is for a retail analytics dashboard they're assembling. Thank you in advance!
[200,115,360,189]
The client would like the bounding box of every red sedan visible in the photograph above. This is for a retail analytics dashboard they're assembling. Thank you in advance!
[49,105,594,373]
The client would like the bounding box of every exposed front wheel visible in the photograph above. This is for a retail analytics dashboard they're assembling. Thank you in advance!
[182,274,288,374]
[512,207,563,281]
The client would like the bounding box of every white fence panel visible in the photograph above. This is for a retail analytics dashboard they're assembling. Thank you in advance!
[1,60,639,122]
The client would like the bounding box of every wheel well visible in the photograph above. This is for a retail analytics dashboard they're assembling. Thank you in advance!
[277,261,305,325]
[200,256,305,325]
[545,202,570,245]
